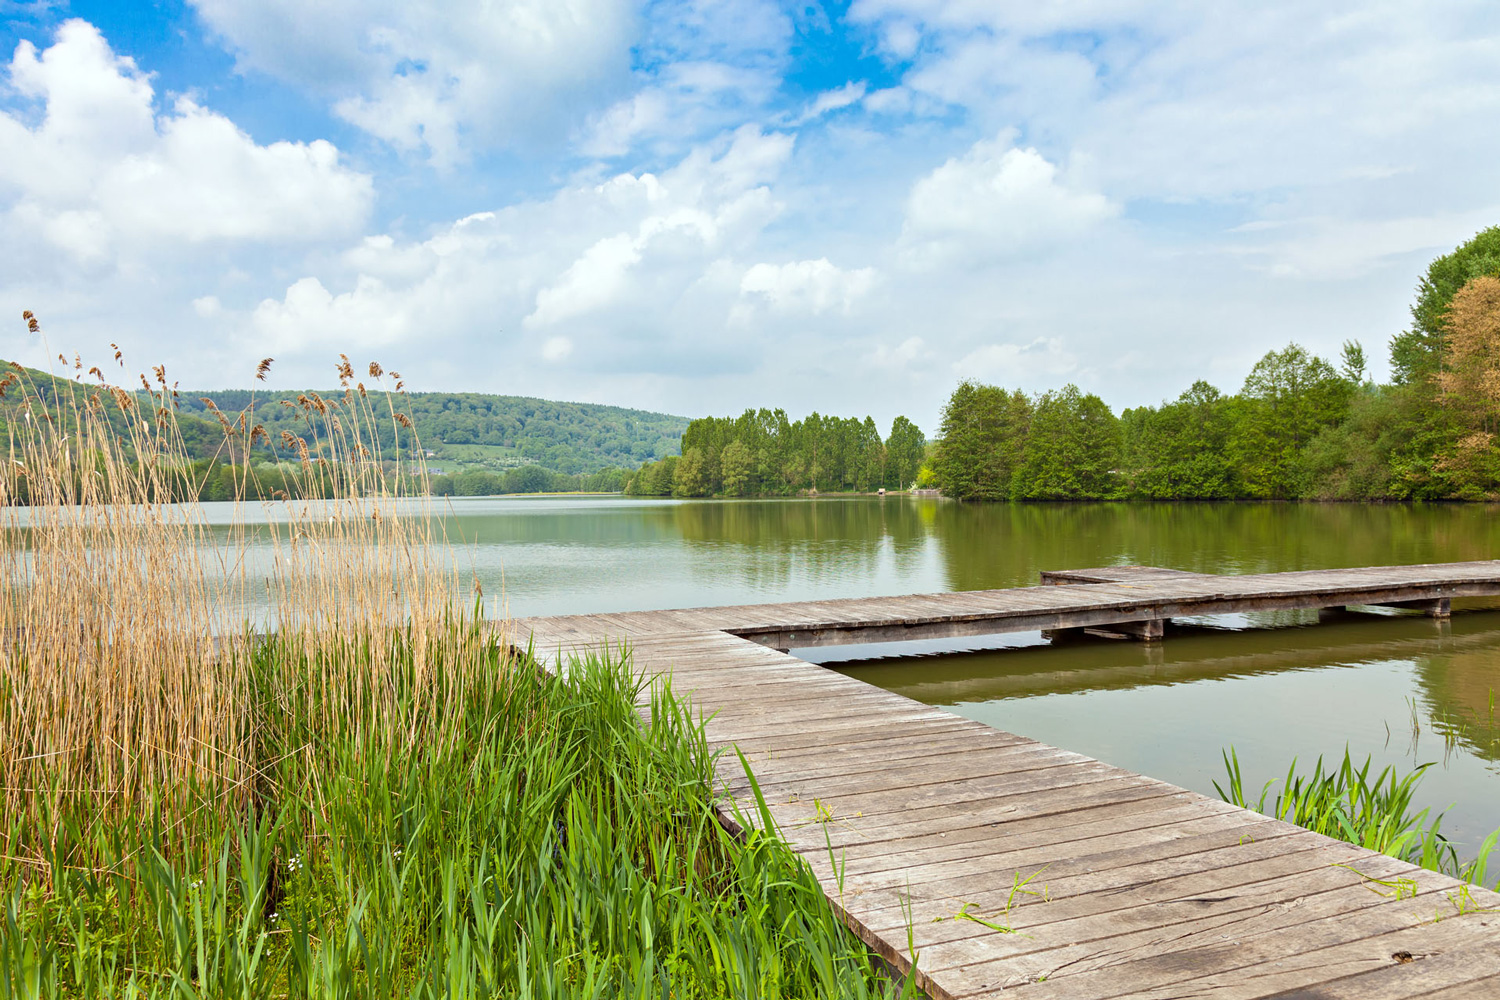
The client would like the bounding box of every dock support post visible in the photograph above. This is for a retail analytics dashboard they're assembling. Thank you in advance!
[1101,619,1165,641]
[1047,620,1166,642]
[1373,597,1451,618]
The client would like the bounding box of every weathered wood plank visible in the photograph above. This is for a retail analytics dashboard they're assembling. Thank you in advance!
[504,559,1500,999]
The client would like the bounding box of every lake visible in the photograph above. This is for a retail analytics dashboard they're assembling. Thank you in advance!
[48,495,1500,857]
[420,494,1500,859]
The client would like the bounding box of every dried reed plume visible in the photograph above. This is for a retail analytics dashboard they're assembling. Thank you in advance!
[0,316,489,864]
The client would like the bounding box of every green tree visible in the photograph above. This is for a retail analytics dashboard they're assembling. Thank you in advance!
[1390,226,1500,384]
[1011,385,1121,500]
[719,439,756,496]
[884,416,926,490]
[455,469,502,495]
[505,465,553,493]
[930,382,1031,500]
[673,447,712,497]
[1122,381,1237,499]
[1231,344,1351,498]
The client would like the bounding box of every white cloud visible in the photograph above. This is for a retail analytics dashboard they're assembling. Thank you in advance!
[526,233,642,328]
[852,2,1500,205]
[541,336,574,361]
[955,337,1078,384]
[572,0,798,158]
[864,335,930,371]
[191,0,637,166]
[244,125,796,386]
[737,258,876,316]
[902,133,1116,263]
[791,81,867,124]
[250,275,410,353]
[1225,207,1500,280]
[187,0,639,166]
[0,20,372,264]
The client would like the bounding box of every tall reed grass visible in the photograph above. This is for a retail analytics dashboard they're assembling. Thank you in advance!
[0,318,903,996]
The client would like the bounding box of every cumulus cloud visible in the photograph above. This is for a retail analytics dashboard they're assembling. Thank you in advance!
[541,336,574,361]
[192,0,637,166]
[248,125,796,382]
[249,275,410,353]
[736,258,876,316]
[526,233,643,328]
[902,132,1116,263]
[853,2,1500,205]
[0,20,372,265]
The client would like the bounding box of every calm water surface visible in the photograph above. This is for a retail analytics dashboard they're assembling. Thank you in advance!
[405,495,1500,857]
[50,496,1500,855]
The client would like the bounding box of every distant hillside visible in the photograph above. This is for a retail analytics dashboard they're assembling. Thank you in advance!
[181,389,688,474]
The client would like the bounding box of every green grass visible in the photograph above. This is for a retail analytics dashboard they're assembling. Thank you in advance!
[0,634,909,999]
[1215,747,1499,889]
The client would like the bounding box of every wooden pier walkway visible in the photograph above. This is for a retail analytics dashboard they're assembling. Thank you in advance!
[510,562,1500,998]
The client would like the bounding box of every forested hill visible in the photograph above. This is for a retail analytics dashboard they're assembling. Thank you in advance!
[180,390,688,474]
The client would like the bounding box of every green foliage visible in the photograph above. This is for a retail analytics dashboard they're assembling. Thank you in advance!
[1215,747,1499,890]
[885,416,926,491]
[626,408,923,498]
[931,382,1120,502]
[930,382,1031,501]
[719,439,755,496]
[0,644,903,998]
[181,388,686,476]
[1390,225,1500,385]
[1230,344,1353,499]
[1011,386,1120,500]
[1122,381,1238,499]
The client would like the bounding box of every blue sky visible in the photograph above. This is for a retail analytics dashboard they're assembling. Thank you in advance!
[2,1,1498,430]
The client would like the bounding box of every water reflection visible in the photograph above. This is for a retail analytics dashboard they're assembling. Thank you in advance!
[837,614,1500,762]
[930,502,1500,592]
[837,612,1500,856]
[11,496,1500,619]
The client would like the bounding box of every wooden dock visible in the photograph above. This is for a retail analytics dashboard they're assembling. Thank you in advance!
[510,562,1500,998]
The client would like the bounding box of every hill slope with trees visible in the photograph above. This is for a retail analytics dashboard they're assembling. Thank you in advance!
[179,389,687,477]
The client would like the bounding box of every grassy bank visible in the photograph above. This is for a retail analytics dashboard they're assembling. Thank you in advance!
[1,637,900,997]
[0,334,904,997]
[1216,748,1499,888]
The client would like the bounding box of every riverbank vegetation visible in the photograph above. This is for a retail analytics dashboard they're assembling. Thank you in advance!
[1216,749,1498,888]
[0,332,902,997]
[931,226,1500,501]
[624,410,927,497]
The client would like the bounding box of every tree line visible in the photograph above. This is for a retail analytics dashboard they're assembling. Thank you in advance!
[431,466,626,496]
[624,410,927,497]
[931,227,1500,501]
